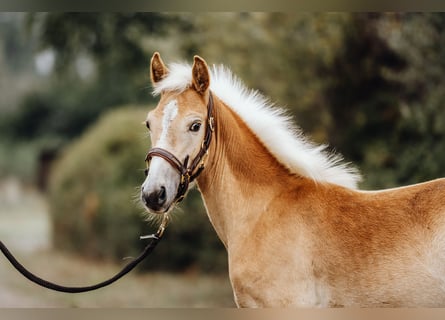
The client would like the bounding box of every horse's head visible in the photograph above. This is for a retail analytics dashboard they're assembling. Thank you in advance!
[141,52,214,214]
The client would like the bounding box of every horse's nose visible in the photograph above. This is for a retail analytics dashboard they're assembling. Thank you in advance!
[142,186,167,211]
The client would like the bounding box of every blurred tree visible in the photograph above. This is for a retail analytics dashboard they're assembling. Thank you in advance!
[381,13,445,187]
[3,12,445,188]
[321,13,445,188]
[1,13,192,143]
[0,13,39,113]
[180,13,347,136]
[179,13,445,188]
[28,13,182,75]
[0,13,193,183]
[320,14,408,177]
[0,13,44,181]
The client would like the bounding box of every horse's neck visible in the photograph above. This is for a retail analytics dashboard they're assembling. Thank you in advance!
[197,96,303,248]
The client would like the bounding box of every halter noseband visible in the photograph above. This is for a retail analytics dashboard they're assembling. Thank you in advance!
[144,92,215,203]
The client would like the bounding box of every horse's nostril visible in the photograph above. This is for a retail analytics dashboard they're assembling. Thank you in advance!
[142,194,149,207]
[158,186,166,203]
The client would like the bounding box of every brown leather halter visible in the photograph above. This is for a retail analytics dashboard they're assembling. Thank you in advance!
[144,92,215,203]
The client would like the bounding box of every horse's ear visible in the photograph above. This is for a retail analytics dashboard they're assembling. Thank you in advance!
[150,52,168,84]
[192,55,210,95]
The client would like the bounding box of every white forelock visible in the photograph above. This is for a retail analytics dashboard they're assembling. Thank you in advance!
[152,62,361,189]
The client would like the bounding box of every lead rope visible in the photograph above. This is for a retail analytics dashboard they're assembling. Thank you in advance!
[0,213,169,293]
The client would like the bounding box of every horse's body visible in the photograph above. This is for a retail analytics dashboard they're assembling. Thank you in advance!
[141,53,445,307]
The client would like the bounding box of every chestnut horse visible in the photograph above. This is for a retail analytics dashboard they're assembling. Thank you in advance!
[141,52,445,307]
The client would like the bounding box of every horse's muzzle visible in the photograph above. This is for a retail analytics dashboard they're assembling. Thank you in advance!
[141,185,170,214]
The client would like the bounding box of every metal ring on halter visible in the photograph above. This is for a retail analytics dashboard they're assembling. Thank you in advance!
[140,213,170,240]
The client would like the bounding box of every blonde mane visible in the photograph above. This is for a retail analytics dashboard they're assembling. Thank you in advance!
[153,62,361,189]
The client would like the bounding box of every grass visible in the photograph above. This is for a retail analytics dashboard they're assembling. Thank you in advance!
[0,250,235,307]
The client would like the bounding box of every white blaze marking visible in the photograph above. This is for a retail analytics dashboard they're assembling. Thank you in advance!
[143,99,179,190]
[158,99,178,147]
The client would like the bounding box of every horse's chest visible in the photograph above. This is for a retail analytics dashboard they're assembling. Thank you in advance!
[228,240,331,307]
[229,263,331,307]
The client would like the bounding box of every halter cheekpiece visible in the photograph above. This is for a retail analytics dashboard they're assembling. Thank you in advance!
[144,92,215,203]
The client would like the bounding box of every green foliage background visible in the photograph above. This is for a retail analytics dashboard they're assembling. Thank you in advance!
[1,13,445,272]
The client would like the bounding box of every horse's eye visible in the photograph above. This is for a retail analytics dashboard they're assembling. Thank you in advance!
[189,122,201,132]
[145,121,150,131]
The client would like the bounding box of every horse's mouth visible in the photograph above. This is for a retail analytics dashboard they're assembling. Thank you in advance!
[142,200,174,215]
[145,207,169,215]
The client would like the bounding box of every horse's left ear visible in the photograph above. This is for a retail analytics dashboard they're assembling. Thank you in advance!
[192,55,210,95]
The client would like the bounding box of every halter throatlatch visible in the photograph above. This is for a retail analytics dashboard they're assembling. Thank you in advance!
[145,92,215,204]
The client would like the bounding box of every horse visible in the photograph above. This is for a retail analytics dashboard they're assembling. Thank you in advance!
[140,52,445,307]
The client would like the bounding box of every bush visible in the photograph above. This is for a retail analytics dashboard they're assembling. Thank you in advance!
[48,106,227,273]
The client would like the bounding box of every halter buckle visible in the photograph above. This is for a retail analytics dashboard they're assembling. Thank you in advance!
[180,171,190,184]
[140,213,170,240]
[209,117,215,132]
[199,150,209,169]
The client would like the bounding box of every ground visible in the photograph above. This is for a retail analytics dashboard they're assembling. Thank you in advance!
[0,178,235,307]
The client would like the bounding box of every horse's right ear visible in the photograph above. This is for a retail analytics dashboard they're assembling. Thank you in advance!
[150,52,168,84]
